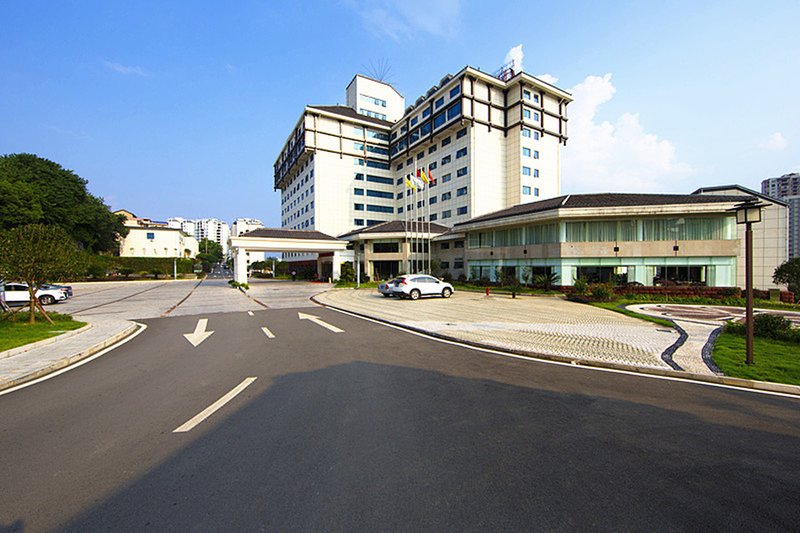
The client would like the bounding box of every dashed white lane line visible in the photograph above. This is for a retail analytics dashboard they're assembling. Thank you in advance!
[261,327,275,339]
[247,311,254,317]
[173,377,257,433]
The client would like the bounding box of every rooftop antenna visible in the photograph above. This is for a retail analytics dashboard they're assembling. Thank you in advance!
[364,58,394,84]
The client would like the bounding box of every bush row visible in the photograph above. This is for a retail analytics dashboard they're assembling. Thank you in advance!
[724,314,800,344]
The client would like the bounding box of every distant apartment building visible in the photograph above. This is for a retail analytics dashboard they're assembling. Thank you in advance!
[167,217,230,256]
[116,210,199,258]
[762,172,800,258]
[273,68,572,265]
[231,218,264,237]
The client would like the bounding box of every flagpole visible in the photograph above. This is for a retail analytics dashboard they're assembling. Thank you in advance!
[425,166,430,274]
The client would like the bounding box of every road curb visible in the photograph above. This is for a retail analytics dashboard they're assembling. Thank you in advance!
[0,323,93,360]
[312,295,800,399]
[0,321,141,393]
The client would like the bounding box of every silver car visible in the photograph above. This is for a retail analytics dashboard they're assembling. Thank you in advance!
[391,275,454,300]
[377,279,401,297]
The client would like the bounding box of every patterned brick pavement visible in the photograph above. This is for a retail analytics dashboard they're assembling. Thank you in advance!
[315,290,680,370]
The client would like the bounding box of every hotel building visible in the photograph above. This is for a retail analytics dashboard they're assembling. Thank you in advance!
[273,67,572,265]
[762,172,800,259]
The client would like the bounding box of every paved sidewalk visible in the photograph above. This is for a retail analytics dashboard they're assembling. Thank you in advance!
[315,289,681,370]
[0,315,138,392]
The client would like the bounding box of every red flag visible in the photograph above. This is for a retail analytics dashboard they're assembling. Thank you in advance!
[427,168,435,184]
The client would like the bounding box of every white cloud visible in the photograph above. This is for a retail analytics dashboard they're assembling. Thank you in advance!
[504,44,524,73]
[562,73,693,193]
[535,73,559,85]
[104,61,147,76]
[344,0,462,41]
[758,132,788,152]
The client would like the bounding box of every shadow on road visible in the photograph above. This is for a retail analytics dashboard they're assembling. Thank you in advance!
[54,362,800,531]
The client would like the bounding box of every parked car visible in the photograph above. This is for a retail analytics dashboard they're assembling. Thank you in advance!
[40,283,73,298]
[378,279,401,297]
[392,275,454,300]
[1,282,68,306]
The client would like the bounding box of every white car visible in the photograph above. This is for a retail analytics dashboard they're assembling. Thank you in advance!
[391,275,454,300]
[2,282,68,306]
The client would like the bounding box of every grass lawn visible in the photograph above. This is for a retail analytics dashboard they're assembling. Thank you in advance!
[0,312,86,352]
[712,332,800,386]
[590,300,676,329]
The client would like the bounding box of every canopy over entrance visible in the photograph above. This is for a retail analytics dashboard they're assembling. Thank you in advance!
[229,228,348,283]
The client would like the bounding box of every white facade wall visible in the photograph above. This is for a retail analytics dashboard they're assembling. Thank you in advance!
[119,227,199,258]
[231,218,264,237]
[346,75,405,122]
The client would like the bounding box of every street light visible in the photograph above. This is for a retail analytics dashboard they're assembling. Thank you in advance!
[730,198,767,365]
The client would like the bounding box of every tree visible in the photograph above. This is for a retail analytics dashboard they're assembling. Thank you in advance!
[773,258,800,297]
[0,153,128,252]
[196,238,223,272]
[0,224,85,324]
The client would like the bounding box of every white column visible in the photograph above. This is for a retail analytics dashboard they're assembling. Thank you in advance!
[556,264,576,286]
[233,247,248,284]
[332,251,342,281]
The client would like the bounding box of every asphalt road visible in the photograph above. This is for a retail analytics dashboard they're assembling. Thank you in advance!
[1,288,800,530]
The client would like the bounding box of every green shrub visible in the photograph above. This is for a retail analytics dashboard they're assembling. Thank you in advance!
[724,313,799,343]
[590,283,614,302]
[572,276,589,295]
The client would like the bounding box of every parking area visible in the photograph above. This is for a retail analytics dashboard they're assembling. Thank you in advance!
[315,289,680,370]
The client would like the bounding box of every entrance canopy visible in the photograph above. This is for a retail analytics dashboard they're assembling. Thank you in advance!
[229,228,348,283]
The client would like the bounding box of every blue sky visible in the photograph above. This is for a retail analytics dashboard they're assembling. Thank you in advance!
[2,0,798,226]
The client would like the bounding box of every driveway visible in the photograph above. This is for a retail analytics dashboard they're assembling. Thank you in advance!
[315,290,680,370]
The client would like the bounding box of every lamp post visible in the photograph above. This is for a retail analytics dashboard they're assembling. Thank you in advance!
[731,199,766,365]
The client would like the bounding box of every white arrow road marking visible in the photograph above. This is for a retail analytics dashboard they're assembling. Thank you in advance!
[183,318,214,347]
[247,311,254,317]
[297,312,344,333]
[174,377,257,433]
[261,326,275,339]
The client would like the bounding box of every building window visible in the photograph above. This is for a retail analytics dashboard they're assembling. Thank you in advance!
[354,188,364,195]
[367,205,394,213]
[417,151,424,160]
[523,109,531,119]
[366,175,393,185]
[396,163,403,171]
[534,188,540,196]
[441,173,452,183]
[360,94,387,107]
[354,218,364,226]
[442,210,452,219]
[533,131,540,140]
[440,261,450,269]
[456,147,467,158]
[441,136,451,146]
[522,147,531,157]
[146,232,155,240]
[454,240,464,248]
[534,168,539,177]
[435,96,445,108]
[429,161,438,170]
[522,167,531,176]
[440,242,450,250]
[354,203,364,211]
[397,192,403,199]
[533,112,540,122]
[456,128,467,139]
[446,101,462,121]
[396,177,404,185]
[367,190,394,199]
[450,85,460,98]
[457,186,468,196]
[533,150,539,159]
[367,160,390,170]
[428,145,437,154]
[429,196,438,205]
[355,173,364,180]
[522,128,531,138]
[522,186,531,195]
[441,155,451,165]
[422,108,431,118]
[398,207,404,213]
[523,89,531,100]
[457,206,468,215]
[410,116,418,127]
[433,112,446,129]
[430,213,438,221]
[533,93,540,104]
[454,259,464,269]
[441,192,452,201]
[456,167,468,177]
